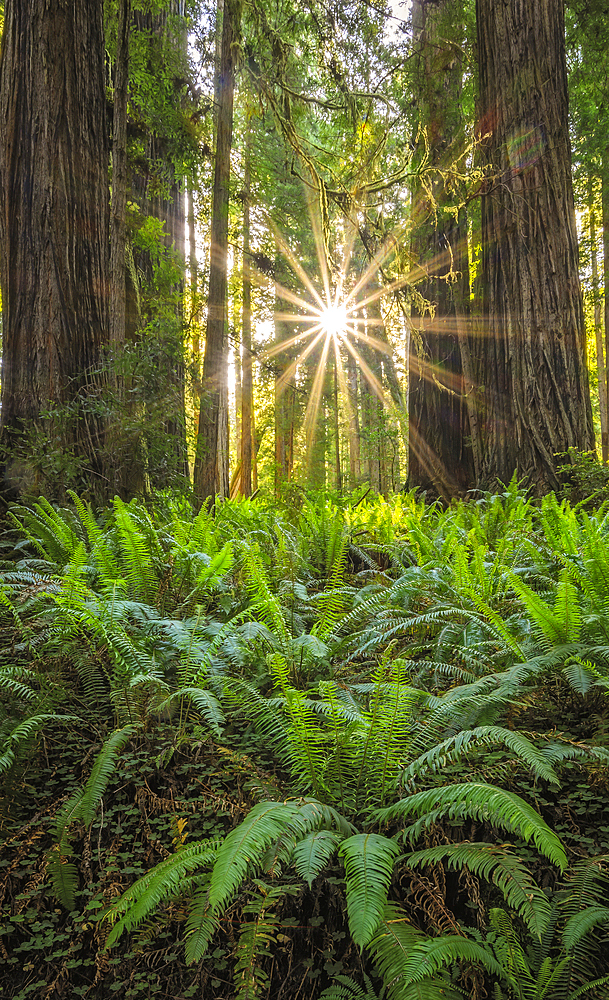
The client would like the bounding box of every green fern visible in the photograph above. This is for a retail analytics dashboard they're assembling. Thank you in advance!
[232,880,297,1000]
[376,783,568,871]
[339,834,400,948]
[292,830,342,887]
[404,842,551,939]
[367,903,465,1000]
[105,840,219,947]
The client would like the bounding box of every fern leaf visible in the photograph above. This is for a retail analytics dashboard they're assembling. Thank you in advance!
[569,976,609,999]
[184,877,219,964]
[292,830,342,887]
[113,497,157,603]
[207,802,299,914]
[232,882,290,1000]
[376,783,567,871]
[404,842,551,939]
[46,844,79,912]
[156,688,225,737]
[339,834,400,949]
[391,935,504,986]
[0,713,78,776]
[105,840,218,947]
[367,903,464,1000]
[403,726,560,789]
[79,724,138,825]
[563,906,609,952]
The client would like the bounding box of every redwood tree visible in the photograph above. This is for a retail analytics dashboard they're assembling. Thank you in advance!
[194,0,240,503]
[408,0,476,498]
[475,0,594,490]
[0,0,109,494]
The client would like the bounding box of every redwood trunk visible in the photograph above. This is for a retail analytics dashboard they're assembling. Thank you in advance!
[0,0,109,493]
[240,130,253,497]
[408,0,474,498]
[476,0,593,489]
[194,0,238,503]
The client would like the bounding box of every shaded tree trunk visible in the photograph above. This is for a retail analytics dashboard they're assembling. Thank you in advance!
[603,149,609,463]
[589,175,608,462]
[408,0,475,498]
[194,0,239,503]
[476,0,594,489]
[240,129,253,497]
[0,0,109,496]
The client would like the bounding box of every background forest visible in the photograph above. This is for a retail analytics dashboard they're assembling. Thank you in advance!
[2,1,609,999]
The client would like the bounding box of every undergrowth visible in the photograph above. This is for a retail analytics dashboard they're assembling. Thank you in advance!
[1,485,609,999]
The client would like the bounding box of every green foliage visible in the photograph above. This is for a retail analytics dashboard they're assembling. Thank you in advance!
[3,488,609,1000]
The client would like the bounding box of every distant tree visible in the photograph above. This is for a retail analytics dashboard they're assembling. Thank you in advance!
[475,0,594,490]
[194,0,240,503]
[0,0,109,495]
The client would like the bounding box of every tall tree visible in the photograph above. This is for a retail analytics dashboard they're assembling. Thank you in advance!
[475,0,593,490]
[0,0,109,495]
[407,0,476,498]
[240,124,253,497]
[194,0,240,503]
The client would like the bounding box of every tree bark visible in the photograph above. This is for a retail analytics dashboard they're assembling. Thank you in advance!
[110,0,131,366]
[0,0,109,496]
[194,0,239,503]
[408,0,475,498]
[602,149,609,464]
[240,128,253,497]
[589,174,608,462]
[476,0,594,490]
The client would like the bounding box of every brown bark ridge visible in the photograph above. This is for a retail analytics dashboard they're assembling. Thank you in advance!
[476,0,593,491]
[194,0,240,504]
[0,0,109,494]
[240,127,253,497]
[408,0,475,499]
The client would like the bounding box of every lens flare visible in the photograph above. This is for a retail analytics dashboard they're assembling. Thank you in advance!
[319,302,348,339]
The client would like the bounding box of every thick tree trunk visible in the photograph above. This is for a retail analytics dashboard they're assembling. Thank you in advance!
[110,0,131,365]
[476,0,594,490]
[602,150,609,462]
[194,0,238,503]
[240,131,253,497]
[346,341,361,486]
[0,0,109,496]
[589,175,608,462]
[408,0,475,498]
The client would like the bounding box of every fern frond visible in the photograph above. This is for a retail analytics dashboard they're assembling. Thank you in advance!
[339,834,400,948]
[0,713,77,776]
[233,881,293,1000]
[156,687,225,737]
[403,726,560,789]
[113,497,157,603]
[79,724,138,825]
[367,903,465,1000]
[104,840,219,947]
[292,830,342,887]
[404,842,551,939]
[563,906,609,952]
[207,801,299,914]
[46,844,79,912]
[184,880,218,964]
[376,783,567,871]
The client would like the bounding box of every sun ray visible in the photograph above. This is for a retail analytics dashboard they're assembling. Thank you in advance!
[338,331,389,407]
[273,279,325,315]
[274,328,327,396]
[262,325,323,360]
[272,228,326,310]
[302,331,333,473]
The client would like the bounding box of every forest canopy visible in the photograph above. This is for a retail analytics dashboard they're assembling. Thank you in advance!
[2,2,609,1000]
[0,0,606,501]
